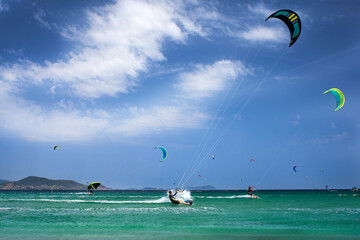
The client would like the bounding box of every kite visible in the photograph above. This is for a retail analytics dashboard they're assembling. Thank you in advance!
[209,154,215,160]
[293,166,298,173]
[154,146,167,162]
[250,159,255,163]
[87,182,101,191]
[323,88,345,111]
[266,9,301,47]
[53,145,61,150]
[198,174,202,178]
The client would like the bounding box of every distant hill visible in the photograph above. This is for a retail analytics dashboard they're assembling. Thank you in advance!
[0,179,9,184]
[188,185,216,190]
[0,176,111,190]
[142,187,165,190]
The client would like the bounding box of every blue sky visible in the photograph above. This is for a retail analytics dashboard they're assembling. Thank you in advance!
[0,0,359,189]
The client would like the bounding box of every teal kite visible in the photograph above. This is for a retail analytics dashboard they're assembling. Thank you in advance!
[323,88,345,111]
[266,9,301,47]
[154,146,167,162]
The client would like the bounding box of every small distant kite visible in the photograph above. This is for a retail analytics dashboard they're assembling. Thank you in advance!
[87,182,101,191]
[266,9,301,47]
[154,146,167,162]
[54,145,61,150]
[323,88,345,111]
[209,154,215,160]
[250,159,255,163]
[198,174,202,178]
[293,166,298,173]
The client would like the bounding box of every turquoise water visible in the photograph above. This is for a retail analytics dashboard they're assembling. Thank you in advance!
[0,190,359,239]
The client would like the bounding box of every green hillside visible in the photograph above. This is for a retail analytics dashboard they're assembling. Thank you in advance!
[0,176,109,190]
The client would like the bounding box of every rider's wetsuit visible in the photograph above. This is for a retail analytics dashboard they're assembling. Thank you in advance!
[169,192,180,204]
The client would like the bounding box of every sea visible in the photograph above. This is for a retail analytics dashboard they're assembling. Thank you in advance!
[0,190,359,239]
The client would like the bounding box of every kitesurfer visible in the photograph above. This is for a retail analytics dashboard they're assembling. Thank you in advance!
[248,186,258,198]
[168,190,192,205]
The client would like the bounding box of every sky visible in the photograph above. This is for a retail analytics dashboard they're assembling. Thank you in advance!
[0,0,359,189]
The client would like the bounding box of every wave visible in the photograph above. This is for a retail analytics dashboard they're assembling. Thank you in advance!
[0,207,11,211]
[1,197,171,204]
[196,195,251,199]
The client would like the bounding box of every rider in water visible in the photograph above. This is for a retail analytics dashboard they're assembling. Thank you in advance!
[168,190,192,205]
[248,186,258,198]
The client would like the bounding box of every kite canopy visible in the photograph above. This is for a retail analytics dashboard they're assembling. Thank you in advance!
[293,166,298,173]
[266,9,301,47]
[87,182,101,191]
[250,159,255,163]
[323,88,345,111]
[209,154,215,160]
[154,146,167,162]
[54,145,61,150]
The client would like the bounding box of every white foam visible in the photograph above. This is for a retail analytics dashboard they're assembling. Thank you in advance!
[168,189,192,202]
[196,195,251,199]
[1,197,170,204]
[0,207,11,210]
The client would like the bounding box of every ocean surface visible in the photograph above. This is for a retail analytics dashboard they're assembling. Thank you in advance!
[0,190,359,239]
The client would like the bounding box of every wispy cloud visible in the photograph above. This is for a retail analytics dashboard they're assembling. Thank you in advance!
[286,114,301,125]
[0,81,208,141]
[0,0,208,99]
[307,132,348,145]
[0,0,220,141]
[239,26,287,43]
[114,106,207,136]
[176,60,249,99]
[247,3,273,17]
[33,8,51,30]
[0,0,9,12]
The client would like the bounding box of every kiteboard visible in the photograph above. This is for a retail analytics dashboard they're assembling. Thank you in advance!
[185,200,193,206]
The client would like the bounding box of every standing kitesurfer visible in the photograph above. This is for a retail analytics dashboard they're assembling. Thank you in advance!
[248,186,258,198]
[168,190,192,205]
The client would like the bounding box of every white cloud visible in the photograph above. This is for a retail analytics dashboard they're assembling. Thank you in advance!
[308,132,348,145]
[176,60,249,99]
[247,3,273,17]
[233,113,242,121]
[0,0,9,12]
[114,106,207,136]
[0,0,219,141]
[287,114,300,125]
[0,91,206,141]
[0,0,208,99]
[33,9,51,30]
[239,26,287,43]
